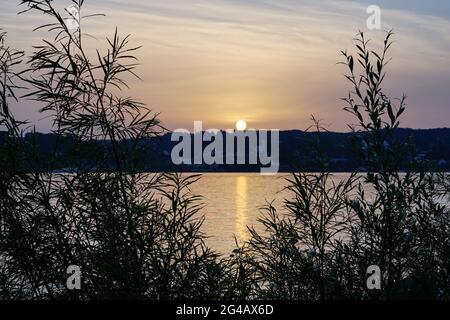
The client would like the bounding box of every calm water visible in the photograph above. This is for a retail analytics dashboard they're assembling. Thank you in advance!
[191,173,352,254]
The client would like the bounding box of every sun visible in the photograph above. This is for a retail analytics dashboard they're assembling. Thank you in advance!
[235,120,247,131]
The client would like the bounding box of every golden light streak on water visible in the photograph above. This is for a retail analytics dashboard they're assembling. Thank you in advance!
[235,175,249,245]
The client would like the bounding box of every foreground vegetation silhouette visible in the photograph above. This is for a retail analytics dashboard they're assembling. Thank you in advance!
[1,0,449,300]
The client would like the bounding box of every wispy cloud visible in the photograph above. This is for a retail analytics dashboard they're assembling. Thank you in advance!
[1,0,449,131]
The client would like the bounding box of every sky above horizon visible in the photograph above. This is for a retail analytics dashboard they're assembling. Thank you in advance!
[1,0,449,132]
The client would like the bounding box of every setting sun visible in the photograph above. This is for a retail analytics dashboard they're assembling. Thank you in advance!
[235,120,247,131]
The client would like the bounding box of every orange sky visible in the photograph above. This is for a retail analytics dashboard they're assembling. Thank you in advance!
[1,0,450,132]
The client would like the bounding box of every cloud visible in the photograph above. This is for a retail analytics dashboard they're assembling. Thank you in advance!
[1,0,449,131]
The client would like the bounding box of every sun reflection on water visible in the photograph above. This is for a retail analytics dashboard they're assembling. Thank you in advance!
[236,175,249,244]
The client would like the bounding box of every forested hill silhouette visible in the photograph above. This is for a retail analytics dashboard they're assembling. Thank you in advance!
[2,128,449,172]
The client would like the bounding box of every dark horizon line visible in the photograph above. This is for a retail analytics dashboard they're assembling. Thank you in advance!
[4,126,450,136]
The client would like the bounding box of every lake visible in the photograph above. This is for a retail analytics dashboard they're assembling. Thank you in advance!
[190,173,353,254]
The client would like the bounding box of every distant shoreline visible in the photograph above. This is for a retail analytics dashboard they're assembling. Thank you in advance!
[3,127,450,172]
